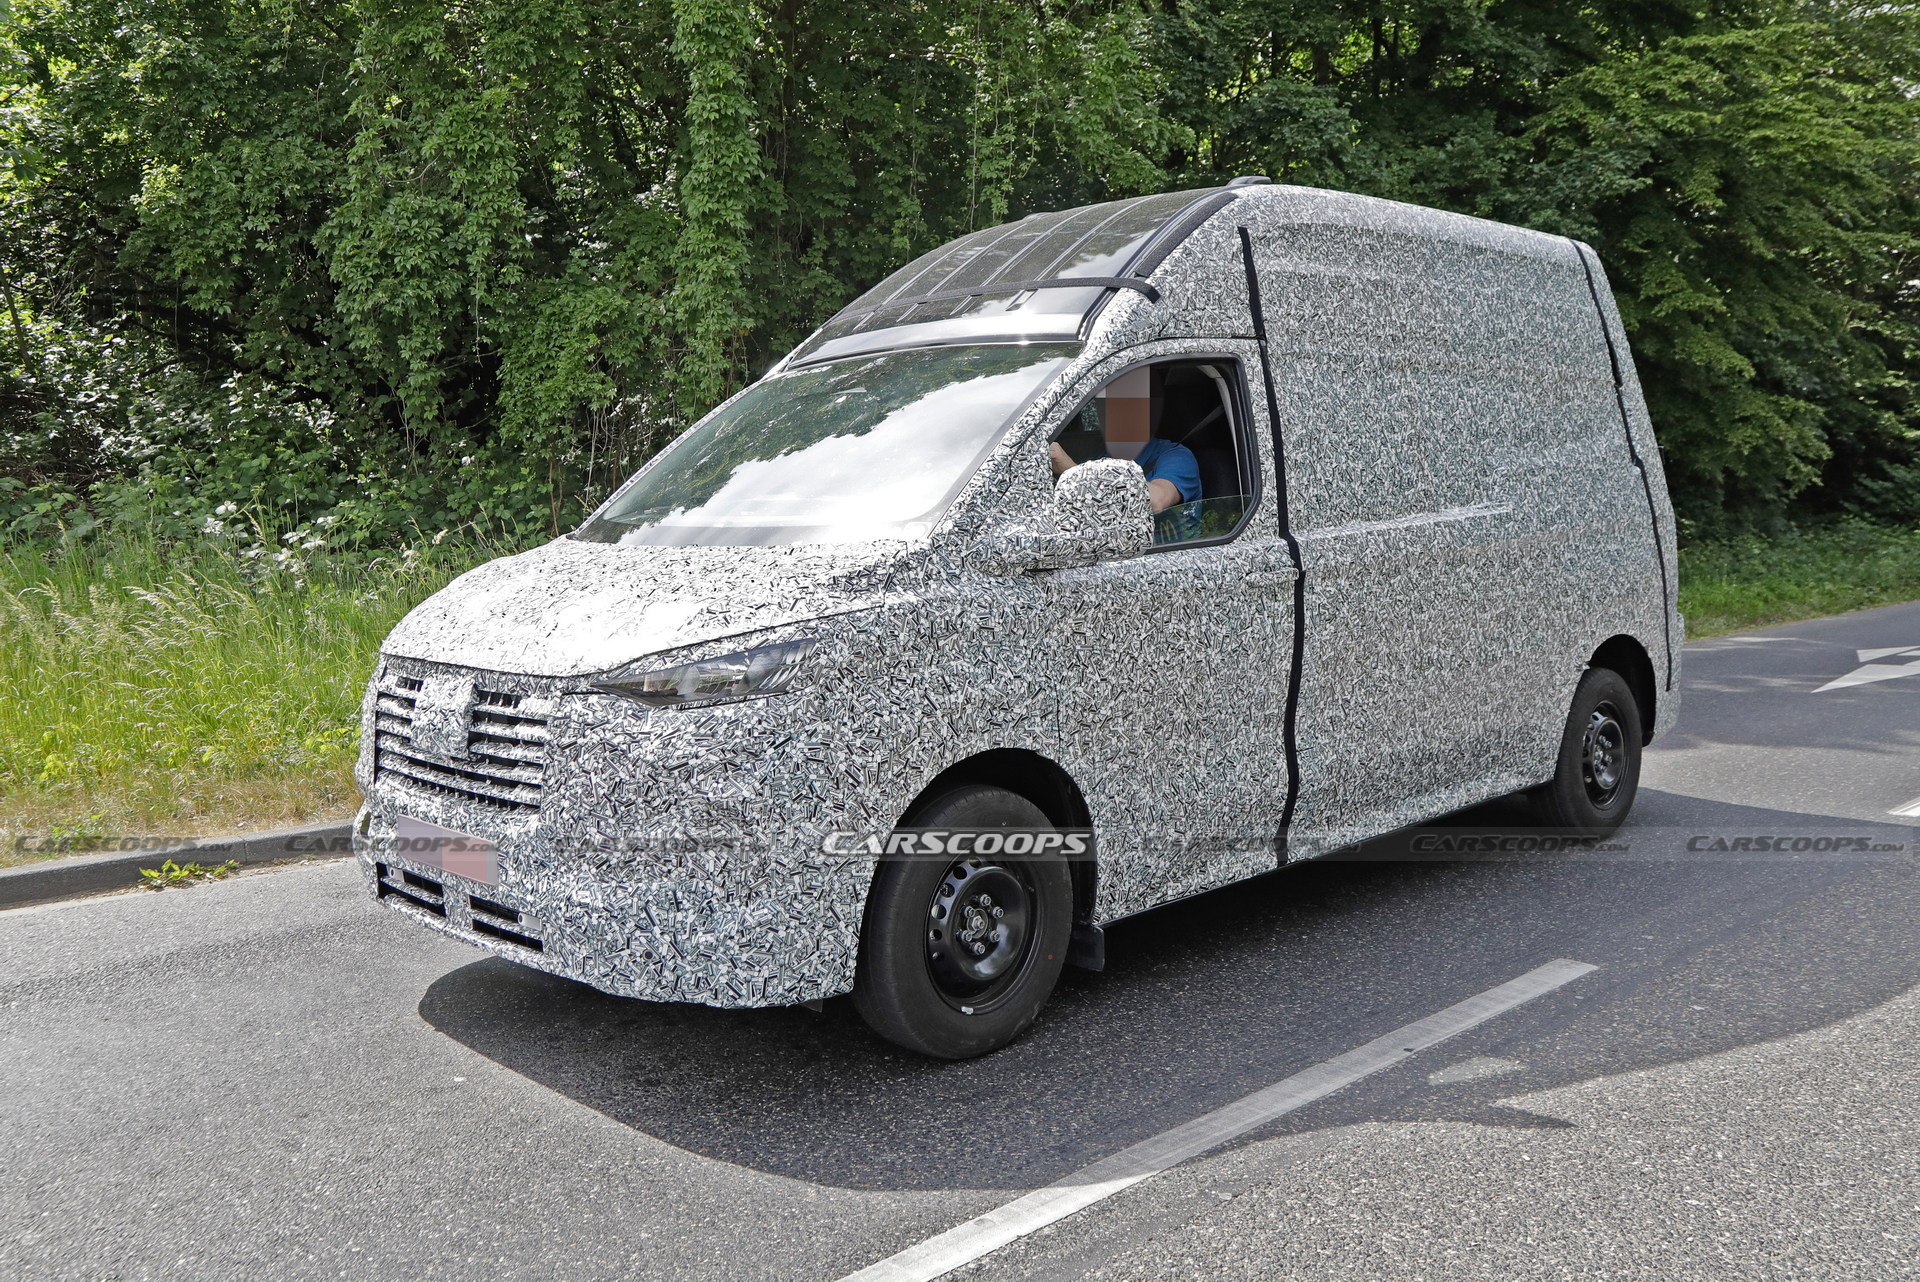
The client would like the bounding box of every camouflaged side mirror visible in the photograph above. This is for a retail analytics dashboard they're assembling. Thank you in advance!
[972,458,1154,574]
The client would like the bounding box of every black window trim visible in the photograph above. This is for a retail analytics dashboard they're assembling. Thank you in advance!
[1044,349,1264,555]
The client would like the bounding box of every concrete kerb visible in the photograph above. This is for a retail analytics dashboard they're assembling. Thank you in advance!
[0,819,354,909]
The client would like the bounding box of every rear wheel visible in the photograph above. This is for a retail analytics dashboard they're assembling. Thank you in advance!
[852,785,1072,1059]
[1530,666,1643,837]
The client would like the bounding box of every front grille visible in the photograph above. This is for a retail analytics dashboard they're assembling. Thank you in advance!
[372,665,553,812]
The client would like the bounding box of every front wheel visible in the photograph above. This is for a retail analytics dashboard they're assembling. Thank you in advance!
[1530,665,1643,838]
[852,785,1072,1059]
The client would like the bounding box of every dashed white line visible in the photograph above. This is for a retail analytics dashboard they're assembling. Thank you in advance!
[1887,796,1920,818]
[835,957,1598,1282]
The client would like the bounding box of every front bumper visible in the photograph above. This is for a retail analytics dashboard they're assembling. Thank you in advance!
[354,809,869,1008]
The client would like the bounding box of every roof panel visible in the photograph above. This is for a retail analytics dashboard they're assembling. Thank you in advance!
[790,187,1223,365]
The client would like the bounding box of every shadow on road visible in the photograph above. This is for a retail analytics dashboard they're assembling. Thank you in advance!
[419,790,1918,1192]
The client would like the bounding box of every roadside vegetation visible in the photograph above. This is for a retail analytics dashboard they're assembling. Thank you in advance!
[2,2,1918,859]
[0,522,496,865]
[1677,521,1920,639]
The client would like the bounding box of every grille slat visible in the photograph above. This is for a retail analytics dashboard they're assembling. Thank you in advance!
[377,753,544,810]
[372,664,552,812]
[374,732,545,787]
[471,917,544,951]
[466,732,545,764]
[471,711,550,738]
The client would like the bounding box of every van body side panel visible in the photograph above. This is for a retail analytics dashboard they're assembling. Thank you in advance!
[1231,186,1672,857]
[1574,243,1684,727]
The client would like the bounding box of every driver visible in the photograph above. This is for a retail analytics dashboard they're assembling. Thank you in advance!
[1048,366,1199,514]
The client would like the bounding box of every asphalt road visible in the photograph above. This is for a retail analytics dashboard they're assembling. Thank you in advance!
[5,604,1919,1282]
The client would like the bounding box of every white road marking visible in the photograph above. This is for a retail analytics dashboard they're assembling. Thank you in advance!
[1815,645,1920,692]
[1888,796,1920,818]
[1857,645,1920,662]
[1427,1055,1526,1085]
[835,958,1597,1282]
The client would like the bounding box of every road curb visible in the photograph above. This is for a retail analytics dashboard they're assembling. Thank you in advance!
[0,820,354,910]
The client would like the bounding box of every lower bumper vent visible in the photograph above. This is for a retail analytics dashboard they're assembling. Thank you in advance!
[375,862,543,951]
[375,862,446,917]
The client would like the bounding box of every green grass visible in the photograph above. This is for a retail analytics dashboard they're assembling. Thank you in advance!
[1677,520,1920,639]
[0,532,497,865]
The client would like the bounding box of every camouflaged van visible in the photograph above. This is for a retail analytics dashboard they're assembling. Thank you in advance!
[354,178,1680,1057]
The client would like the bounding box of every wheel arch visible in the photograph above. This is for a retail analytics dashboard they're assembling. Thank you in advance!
[900,749,1098,935]
[1590,633,1657,744]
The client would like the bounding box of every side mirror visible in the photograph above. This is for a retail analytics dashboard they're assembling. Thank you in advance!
[973,458,1153,574]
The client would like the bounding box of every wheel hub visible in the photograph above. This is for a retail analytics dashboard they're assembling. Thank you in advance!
[926,859,1035,1004]
[1582,700,1626,806]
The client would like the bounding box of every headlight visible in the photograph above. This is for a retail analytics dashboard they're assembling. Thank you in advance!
[588,639,818,708]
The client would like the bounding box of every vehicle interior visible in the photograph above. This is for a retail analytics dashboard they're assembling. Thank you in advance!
[1051,359,1254,545]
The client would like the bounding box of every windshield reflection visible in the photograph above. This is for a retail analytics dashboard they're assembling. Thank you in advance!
[575,344,1077,547]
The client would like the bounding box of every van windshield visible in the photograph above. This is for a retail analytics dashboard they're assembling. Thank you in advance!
[574,344,1077,546]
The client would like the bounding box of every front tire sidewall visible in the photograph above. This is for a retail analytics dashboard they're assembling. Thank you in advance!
[1536,666,1643,838]
[853,786,1072,1059]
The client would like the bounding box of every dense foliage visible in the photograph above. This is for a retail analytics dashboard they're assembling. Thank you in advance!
[1,0,1915,541]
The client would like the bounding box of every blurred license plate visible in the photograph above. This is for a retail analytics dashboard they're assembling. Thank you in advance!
[394,815,498,886]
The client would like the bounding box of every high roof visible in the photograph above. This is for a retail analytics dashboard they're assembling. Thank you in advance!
[789,186,1238,366]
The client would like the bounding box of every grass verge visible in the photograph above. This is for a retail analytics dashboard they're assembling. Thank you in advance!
[0,532,497,866]
[1677,520,1920,639]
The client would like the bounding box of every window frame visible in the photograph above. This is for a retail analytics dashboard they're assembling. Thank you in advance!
[1044,351,1264,554]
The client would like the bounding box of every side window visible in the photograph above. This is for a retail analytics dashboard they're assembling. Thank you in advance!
[1049,359,1255,547]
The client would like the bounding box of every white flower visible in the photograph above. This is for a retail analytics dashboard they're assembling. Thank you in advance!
[200,517,226,535]
[301,538,324,550]
[213,502,239,517]
[432,529,449,545]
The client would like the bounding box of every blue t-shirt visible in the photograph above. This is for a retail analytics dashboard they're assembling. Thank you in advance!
[1127,438,1201,504]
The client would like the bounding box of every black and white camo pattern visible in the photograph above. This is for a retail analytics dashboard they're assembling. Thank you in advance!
[353,183,1681,1009]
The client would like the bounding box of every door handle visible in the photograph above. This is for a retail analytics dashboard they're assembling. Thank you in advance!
[1246,566,1296,588]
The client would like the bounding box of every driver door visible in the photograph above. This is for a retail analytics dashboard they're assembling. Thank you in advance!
[1036,346,1297,920]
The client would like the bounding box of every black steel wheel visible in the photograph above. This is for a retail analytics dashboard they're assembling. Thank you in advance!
[924,855,1046,1014]
[1581,699,1629,808]
[1531,665,1644,838]
[853,785,1072,1058]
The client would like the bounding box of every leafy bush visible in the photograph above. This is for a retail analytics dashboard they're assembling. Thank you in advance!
[1678,521,1920,637]
[0,1,1913,539]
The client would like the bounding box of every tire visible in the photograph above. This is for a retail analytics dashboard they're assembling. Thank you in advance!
[852,785,1073,1059]
[1530,665,1644,838]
